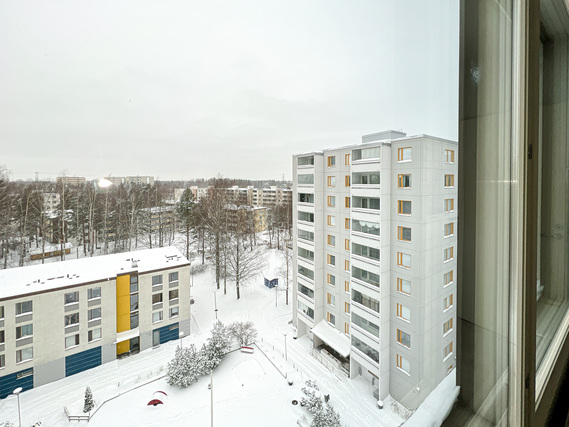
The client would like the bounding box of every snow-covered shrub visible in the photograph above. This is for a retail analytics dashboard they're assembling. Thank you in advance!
[301,380,323,414]
[228,321,258,346]
[300,380,342,427]
[311,404,341,427]
[203,320,231,371]
[83,386,94,413]
[1,421,15,427]
[167,346,197,388]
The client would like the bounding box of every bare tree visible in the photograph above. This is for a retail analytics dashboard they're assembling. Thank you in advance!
[226,230,265,300]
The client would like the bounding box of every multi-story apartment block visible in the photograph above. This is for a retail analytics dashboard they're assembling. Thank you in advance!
[292,130,457,410]
[42,192,60,211]
[56,176,86,186]
[105,176,155,187]
[0,247,190,399]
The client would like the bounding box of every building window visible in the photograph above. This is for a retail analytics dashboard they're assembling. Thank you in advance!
[344,260,350,271]
[327,254,336,266]
[351,289,380,313]
[169,272,179,283]
[16,324,32,340]
[87,287,101,300]
[298,193,314,203]
[327,156,336,167]
[352,219,380,237]
[170,306,179,318]
[445,149,455,163]
[169,289,179,301]
[327,312,336,325]
[398,174,411,188]
[344,323,350,334]
[351,335,379,363]
[298,174,314,185]
[397,278,411,295]
[152,311,163,323]
[397,252,411,269]
[152,275,163,286]
[397,354,411,375]
[345,239,350,250]
[352,266,380,288]
[444,271,454,287]
[443,318,454,335]
[345,175,350,187]
[327,215,336,227]
[397,329,411,348]
[64,291,79,305]
[443,341,453,360]
[345,218,350,229]
[327,274,336,286]
[444,246,454,262]
[65,334,79,349]
[130,275,138,293]
[352,196,380,210]
[298,265,314,280]
[88,328,102,342]
[88,308,101,321]
[298,247,314,262]
[352,172,380,185]
[297,300,314,319]
[345,197,351,208]
[130,294,139,312]
[0,330,4,344]
[16,347,33,363]
[327,235,336,247]
[152,293,163,305]
[327,195,336,206]
[443,294,454,311]
[130,312,139,329]
[353,146,381,161]
[298,156,314,166]
[0,306,3,319]
[65,312,79,327]
[344,281,350,293]
[352,242,380,261]
[398,147,412,162]
[444,222,454,237]
[298,211,315,223]
[0,354,4,368]
[397,226,412,242]
[327,293,336,306]
[397,200,412,215]
[327,176,336,187]
[397,303,411,321]
[345,154,350,165]
[444,198,454,212]
[444,174,455,188]
[345,302,350,314]
[298,229,314,242]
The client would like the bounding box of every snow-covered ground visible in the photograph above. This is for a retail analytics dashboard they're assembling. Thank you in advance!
[0,244,455,426]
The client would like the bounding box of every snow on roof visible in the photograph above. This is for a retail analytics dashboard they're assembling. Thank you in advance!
[0,247,189,300]
[311,320,351,358]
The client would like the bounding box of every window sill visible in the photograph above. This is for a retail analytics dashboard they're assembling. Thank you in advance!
[443,307,454,313]
[397,367,411,377]
[15,313,32,317]
[65,345,79,350]
[65,324,79,329]
[170,314,179,319]
[397,317,411,324]
[152,320,163,324]
[443,353,453,362]
[16,359,33,365]
[88,318,101,322]
[16,336,33,341]
[88,338,102,344]
[87,297,101,302]
[397,342,411,350]
[443,330,453,338]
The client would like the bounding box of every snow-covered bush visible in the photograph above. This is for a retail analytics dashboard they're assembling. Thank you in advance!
[167,345,202,388]
[311,404,341,427]
[83,386,94,413]
[1,421,15,427]
[300,380,342,427]
[228,321,258,346]
[301,380,323,414]
[204,320,231,370]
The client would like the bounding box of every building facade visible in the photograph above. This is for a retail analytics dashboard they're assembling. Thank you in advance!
[0,247,190,399]
[292,131,457,410]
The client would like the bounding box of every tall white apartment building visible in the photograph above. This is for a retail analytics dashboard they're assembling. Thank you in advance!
[292,130,457,410]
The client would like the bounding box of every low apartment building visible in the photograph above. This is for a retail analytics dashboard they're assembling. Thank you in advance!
[0,247,190,399]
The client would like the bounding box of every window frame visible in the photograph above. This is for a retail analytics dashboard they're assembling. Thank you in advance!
[397,200,412,215]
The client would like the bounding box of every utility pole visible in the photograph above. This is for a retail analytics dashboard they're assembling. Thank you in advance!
[210,370,214,427]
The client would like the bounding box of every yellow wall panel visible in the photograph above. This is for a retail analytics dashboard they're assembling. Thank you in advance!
[116,275,130,333]
[116,340,129,355]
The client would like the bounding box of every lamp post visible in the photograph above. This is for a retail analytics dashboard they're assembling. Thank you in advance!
[213,290,218,320]
[179,331,185,348]
[210,370,214,427]
[281,329,289,361]
[13,387,22,427]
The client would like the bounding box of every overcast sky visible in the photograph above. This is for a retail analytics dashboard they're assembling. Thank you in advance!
[1,1,459,182]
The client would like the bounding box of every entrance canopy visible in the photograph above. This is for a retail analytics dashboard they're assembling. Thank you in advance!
[311,321,351,358]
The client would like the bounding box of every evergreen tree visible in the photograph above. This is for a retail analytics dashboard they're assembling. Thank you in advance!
[83,386,94,413]
[176,188,196,260]
[311,404,341,427]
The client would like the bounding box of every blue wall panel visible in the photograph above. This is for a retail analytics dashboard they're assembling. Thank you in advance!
[155,322,179,344]
[65,347,102,377]
[0,368,34,400]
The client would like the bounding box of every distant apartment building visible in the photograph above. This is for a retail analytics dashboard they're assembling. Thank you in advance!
[292,130,457,410]
[0,247,190,399]
[105,176,155,187]
[42,192,60,211]
[56,176,86,186]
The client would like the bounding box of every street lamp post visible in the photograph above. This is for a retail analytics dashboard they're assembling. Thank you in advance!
[13,387,22,427]
[179,331,185,348]
[282,330,289,361]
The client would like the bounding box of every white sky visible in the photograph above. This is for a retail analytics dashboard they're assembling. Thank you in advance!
[0,1,459,181]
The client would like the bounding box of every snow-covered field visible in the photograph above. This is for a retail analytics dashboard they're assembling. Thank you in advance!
[0,244,455,426]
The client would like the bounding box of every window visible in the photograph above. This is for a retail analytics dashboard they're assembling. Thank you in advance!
[397,252,411,269]
[327,293,335,306]
[327,215,336,226]
[352,266,380,287]
[352,219,380,237]
[65,334,79,349]
[130,294,139,311]
[444,198,454,212]
[344,281,350,293]
[298,283,314,299]
[345,218,350,229]
[351,335,379,363]
[443,294,454,311]
[352,196,380,210]
[327,235,336,246]
[169,272,179,283]
[444,246,454,262]
[298,229,314,242]
[0,354,4,368]
[443,318,454,335]
[152,293,163,305]
[64,291,79,305]
[345,239,350,250]
[445,149,455,163]
[397,278,411,295]
[130,312,139,329]
[298,211,314,222]
[0,306,3,319]
[344,323,349,334]
[398,174,411,188]
[444,222,454,237]
[298,174,314,184]
[352,172,380,185]
[16,347,33,363]
[345,197,350,208]
[397,303,411,321]
[0,330,3,344]
[327,176,336,187]
[351,289,380,313]
[345,154,350,165]
[397,354,411,374]
[397,226,412,242]
[397,200,412,215]
[16,324,33,339]
[170,306,179,318]
[326,312,336,325]
[344,260,350,271]
[327,274,336,286]
[298,265,314,280]
[398,147,412,162]
[327,254,335,266]
[88,328,102,342]
[345,302,350,314]
[65,312,79,327]
[352,312,379,336]
[152,275,163,286]
[298,156,314,166]
[444,174,455,188]
[397,329,411,348]
[345,175,350,187]
[152,311,163,323]
[297,300,314,319]
[88,308,101,321]
[327,156,336,167]
[130,275,138,293]
[444,271,454,287]
[298,247,314,261]
[298,193,314,203]
[169,289,179,301]
[352,146,381,161]
[88,287,101,300]
[327,195,336,206]
[443,341,453,360]
[352,242,380,261]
